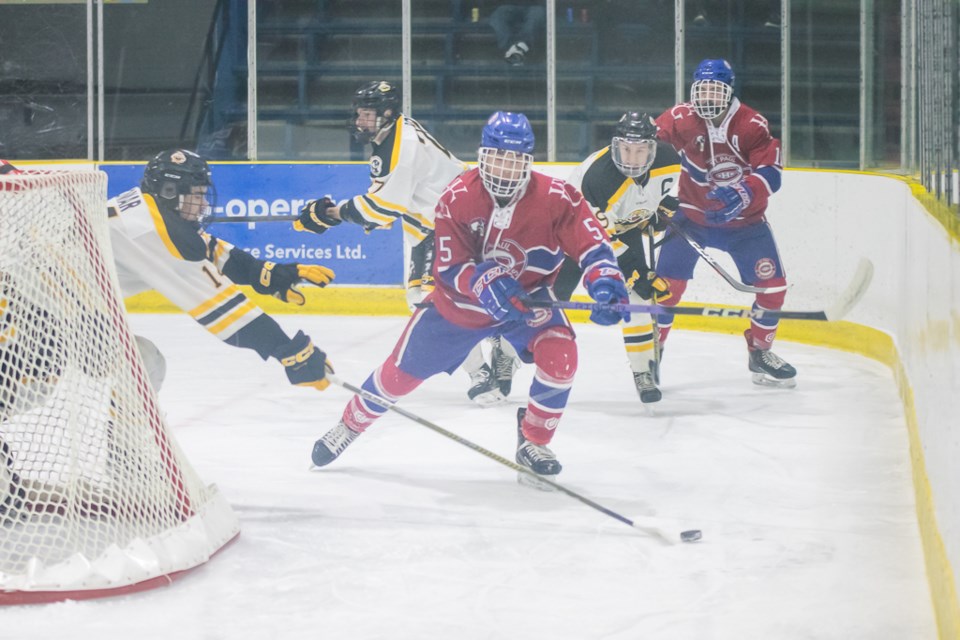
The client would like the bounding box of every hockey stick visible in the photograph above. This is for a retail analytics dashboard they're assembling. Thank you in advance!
[206,214,299,223]
[326,374,700,545]
[645,226,662,382]
[527,257,874,322]
[662,218,788,294]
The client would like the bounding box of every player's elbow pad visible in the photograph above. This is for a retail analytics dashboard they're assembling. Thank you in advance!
[752,166,782,194]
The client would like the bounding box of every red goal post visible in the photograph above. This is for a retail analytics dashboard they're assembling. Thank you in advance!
[0,168,239,604]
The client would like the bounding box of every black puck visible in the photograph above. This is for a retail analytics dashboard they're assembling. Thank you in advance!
[680,529,702,543]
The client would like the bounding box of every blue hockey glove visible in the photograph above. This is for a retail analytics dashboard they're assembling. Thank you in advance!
[470,260,529,324]
[704,181,753,224]
[584,266,631,325]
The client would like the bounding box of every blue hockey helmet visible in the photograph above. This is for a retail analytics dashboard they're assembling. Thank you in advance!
[690,59,735,120]
[479,111,535,199]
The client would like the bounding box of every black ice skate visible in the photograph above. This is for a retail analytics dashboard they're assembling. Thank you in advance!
[515,408,561,491]
[491,337,519,397]
[311,421,361,467]
[467,362,504,406]
[632,371,662,403]
[748,347,797,388]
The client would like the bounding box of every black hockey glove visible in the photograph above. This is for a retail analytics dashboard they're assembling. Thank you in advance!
[294,196,340,235]
[630,268,670,301]
[651,195,679,232]
[255,262,335,305]
[275,330,333,391]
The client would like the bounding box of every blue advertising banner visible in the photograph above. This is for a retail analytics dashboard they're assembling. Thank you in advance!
[101,163,404,286]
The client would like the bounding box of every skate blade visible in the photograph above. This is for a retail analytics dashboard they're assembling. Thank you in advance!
[751,372,797,388]
[517,471,558,492]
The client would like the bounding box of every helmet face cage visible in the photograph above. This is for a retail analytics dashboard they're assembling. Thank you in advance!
[478,111,535,200]
[690,79,733,120]
[478,147,533,199]
[350,81,401,143]
[611,137,657,178]
[142,149,215,225]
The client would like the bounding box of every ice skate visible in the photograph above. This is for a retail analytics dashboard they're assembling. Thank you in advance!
[748,347,797,388]
[311,421,361,467]
[632,371,662,403]
[491,338,519,397]
[467,362,504,406]
[515,409,561,491]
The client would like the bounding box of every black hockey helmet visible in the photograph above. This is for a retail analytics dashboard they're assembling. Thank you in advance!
[350,80,401,143]
[611,112,658,178]
[141,149,215,224]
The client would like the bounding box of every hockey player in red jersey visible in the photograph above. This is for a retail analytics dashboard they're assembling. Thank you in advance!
[311,112,630,485]
[654,58,796,387]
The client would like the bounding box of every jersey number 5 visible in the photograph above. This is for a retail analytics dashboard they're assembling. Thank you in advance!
[582,216,606,242]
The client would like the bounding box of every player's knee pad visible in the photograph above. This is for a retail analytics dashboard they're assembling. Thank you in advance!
[756,277,787,309]
[531,327,577,382]
[376,355,423,399]
[135,335,167,392]
[658,278,687,306]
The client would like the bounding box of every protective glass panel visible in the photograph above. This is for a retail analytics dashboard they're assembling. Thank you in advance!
[101,0,220,160]
[555,1,676,162]
[684,1,783,142]
[789,0,860,167]
[864,0,902,169]
[410,0,548,161]
[0,5,89,160]
[255,0,403,160]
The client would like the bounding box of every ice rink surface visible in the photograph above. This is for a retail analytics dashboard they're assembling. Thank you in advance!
[4,314,936,640]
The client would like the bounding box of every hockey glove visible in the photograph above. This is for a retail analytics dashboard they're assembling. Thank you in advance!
[294,196,340,234]
[704,182,753,224]
[255,262,336,305]
[584,266,631,325]
[276,330,333,391]
[630,268,670,301]
[652,194,679,232]
[470,260,530,324]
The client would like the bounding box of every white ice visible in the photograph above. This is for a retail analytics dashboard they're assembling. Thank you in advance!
[4,314,936,640]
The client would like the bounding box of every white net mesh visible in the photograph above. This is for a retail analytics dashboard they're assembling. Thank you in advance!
[0,170,238,603]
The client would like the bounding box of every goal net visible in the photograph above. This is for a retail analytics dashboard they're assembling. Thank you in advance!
[0,169,239,604]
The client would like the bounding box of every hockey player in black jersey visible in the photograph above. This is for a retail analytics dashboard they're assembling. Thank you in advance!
[560,112,681,403]
[109,149,335,392]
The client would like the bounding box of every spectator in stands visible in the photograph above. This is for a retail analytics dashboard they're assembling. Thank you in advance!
[690,0,780,28]
[481,1,546,66]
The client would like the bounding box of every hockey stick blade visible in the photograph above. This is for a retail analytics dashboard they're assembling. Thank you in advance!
[663,219,788,294]
[325,375,694,545]
[821,257,874,321]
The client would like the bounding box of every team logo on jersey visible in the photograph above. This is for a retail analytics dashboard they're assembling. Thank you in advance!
[524,308,553,328]
[707,159,744,186]
[486,238,528,278]
[369,156,383,177]
[754,257,776,280]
